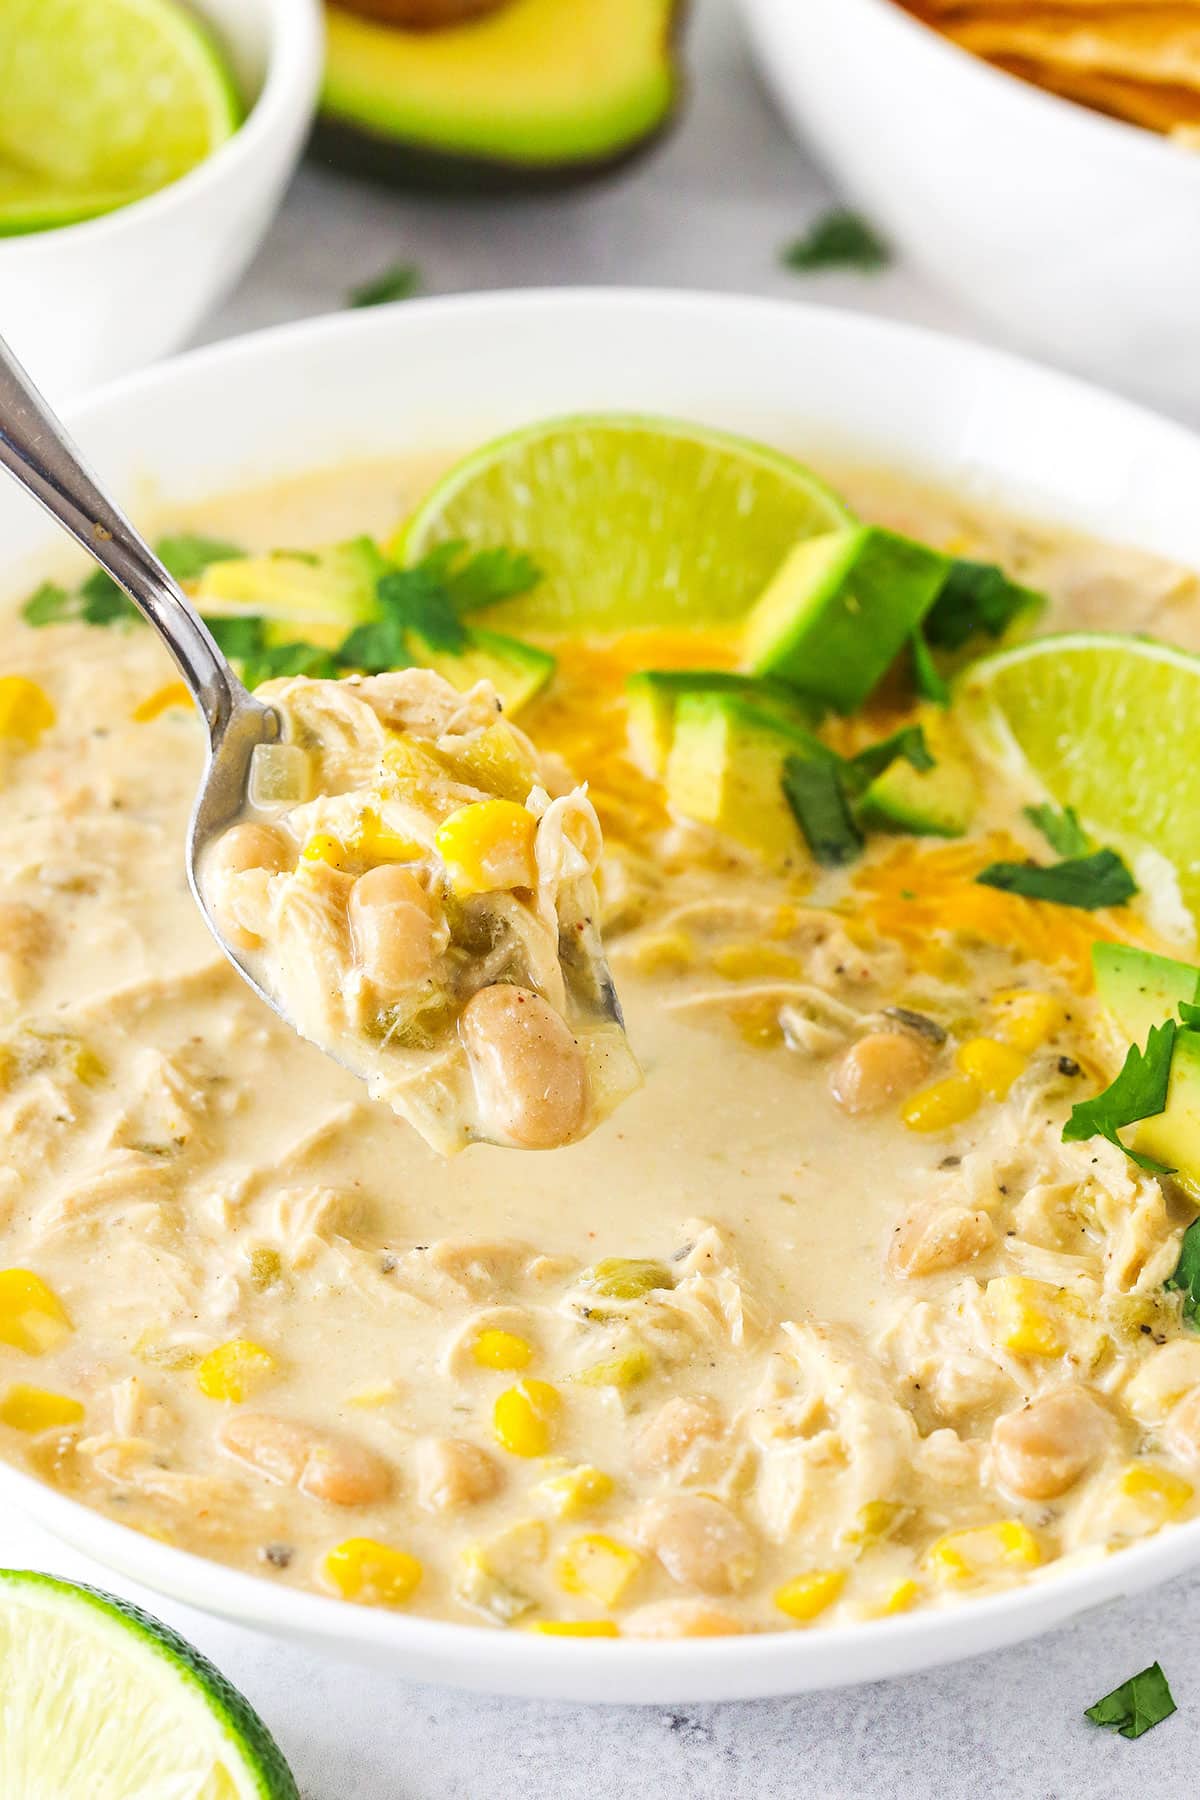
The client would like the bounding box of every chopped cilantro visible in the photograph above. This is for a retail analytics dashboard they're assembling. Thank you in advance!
[20,581,72,626]
[845,723,934,793]
[201,615,269,662]
[1024,802,1090,858]
[910,629,949,705]
[1084,1663,1177,1739]
[923,559,1043,652]
[976,848,1137,911]
[155,534,244,582]
[782,755,863,866]
[439,544,543,614]
[240,640,341,689]
[1166,1216,1200,1321]
[782,209,890,274]
[348,263,421,309]
[1062,1018,1176,1174]
[79,567,137,626]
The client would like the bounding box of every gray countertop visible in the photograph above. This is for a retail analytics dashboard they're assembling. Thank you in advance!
[12,1,1200,1793]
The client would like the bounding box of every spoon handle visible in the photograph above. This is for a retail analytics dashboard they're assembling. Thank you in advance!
[0,335,245,744]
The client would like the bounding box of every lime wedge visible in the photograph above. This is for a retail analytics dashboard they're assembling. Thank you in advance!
[394,413,852,634]
[0,1569,298,1797]
[0,0,241,237]
[957,632,1200,918]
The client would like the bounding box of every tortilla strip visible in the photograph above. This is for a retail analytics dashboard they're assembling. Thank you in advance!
[946,12,1200,87]
[994,51,1200,126]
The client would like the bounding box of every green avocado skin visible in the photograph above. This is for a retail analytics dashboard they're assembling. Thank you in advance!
[313,0,686,193]
[1093,941,1200,1197]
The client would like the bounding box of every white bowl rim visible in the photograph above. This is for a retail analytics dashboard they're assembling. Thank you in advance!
[6,285,1200,1698]
[846,0,1200,176]
[0,0,323,259]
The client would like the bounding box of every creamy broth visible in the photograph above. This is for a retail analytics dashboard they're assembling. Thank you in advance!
[2,456,1200,1637]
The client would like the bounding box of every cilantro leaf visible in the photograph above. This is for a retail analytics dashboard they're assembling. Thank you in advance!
[1024,802,1090,859]
[782,755,863,866]
[440,546,542,614]
[782,209,890,274]
[79,567,137,626]
[21,581,73,627]
[1084,1663,1177,1740]
[976,848,1137,910]
[845,724,934,794]
[1062,1018,1176,1174]
[377,565,467,653]
[1166,1216,1200,1321]
[337,614,411,675]
[156,534,244,582]
[910,629,949,705]
[201,615,268,662]
[348,263,421,309]
[240,640,341,689]
[924,559,1043,652]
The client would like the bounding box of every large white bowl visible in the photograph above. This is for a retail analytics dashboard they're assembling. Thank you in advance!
[739,0,1200,421]
[4,290,1200,1702]
[0,0,322,400]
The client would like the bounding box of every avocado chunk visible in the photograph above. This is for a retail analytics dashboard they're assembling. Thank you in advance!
[741,526,951,713]
[665,691,834,863]
[1093,942,1200,1194]
[317,0,681,192]
[626,670,822,777]
[410,625,555,716]
[193,537,386,649]
[856,708,977,838]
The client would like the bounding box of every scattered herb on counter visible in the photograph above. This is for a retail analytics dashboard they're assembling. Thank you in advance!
[1062,1018,1176,1175]
[923,559,1043,652]
[910,628,949,705]
[782,755,863,866]
[1025,802,1090,859]
[782,209,890,274]
[1084,1662,1177,1740]
[976,848,1138,911]
[1166,1216,1200,1322]
[347,262,422,308]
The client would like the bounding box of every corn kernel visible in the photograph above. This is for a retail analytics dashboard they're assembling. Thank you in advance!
[556,1534,644,1607]
[992,990,1066,1054]
[1117,1462,1194,1519]
[572,1346,653,1389]
[842,1500,902,1548]
[493,1379,561,1457]
[956,1037,1027,1100]
[323,1537,422,1607]
[301,833,349,869]
[926,1520,1041,1582]
[986,1276,1065,1358]
[131,681,190,723]
[774,1569,846,1622]
[525,1619,620,1637]
[628,931,694,977]
[881,1579,919,1616]
[473,1329,534,1371]
[532,1464,615,1519]
[0,1270,71,1355]
[0,1384,84,1432]
[711,943,802,982]
[436,799,537,897]
[196,1338,278,1403]
[349,807,422,863]
[0,677,54,745]
[900,1073,981,1133]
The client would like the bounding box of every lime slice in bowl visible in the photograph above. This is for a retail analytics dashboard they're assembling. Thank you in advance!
[0,1569,298,1797]
[956,632,1200,920]
[394,413,853,634]
[0,0,242,237]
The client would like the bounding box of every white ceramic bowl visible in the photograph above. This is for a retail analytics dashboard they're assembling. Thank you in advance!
[0,0,322,401]
[5,290,1200,1702]
[738,0,1200,421]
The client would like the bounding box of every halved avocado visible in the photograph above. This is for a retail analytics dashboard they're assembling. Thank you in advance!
[316,0,683,192]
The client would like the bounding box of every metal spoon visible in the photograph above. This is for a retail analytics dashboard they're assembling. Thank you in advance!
[0,338,624,1054]
[0,335,283,1012]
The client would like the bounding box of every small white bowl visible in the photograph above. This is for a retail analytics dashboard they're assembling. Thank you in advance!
[4,289,1200,1700]
[0,0,322,400]
[738,0,1200,419]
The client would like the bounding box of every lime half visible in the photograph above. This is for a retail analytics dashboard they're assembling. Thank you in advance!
[0,1569,298,1798]
[0,0,241,237]
[957,632,1200,919]
[395,413,852,634]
